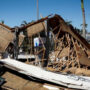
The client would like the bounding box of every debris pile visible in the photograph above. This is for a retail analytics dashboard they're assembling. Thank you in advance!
[0,14,90,89]
[21,14,90,76]
[46,15,90,76]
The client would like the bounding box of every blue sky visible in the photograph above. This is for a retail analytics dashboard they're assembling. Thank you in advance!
[0,0,90,32]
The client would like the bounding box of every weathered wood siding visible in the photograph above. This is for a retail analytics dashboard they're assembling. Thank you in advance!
[0,25,15,52]
[27,22,45,37]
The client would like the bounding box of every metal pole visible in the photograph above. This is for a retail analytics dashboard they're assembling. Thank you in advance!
[37,0,39,20]
[81,0,86,38]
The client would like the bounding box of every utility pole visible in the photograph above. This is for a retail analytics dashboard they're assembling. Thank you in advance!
[81,0,86,38]
[37,0,39,20]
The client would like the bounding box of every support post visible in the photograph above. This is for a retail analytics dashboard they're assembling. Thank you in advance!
[42,20,50,67]
[14,27,19,60]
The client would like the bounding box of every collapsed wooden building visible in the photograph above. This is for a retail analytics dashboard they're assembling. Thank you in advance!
[1,14,90,89]
[16,14,90,76]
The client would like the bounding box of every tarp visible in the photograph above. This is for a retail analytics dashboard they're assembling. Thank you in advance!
[34,37,39,47]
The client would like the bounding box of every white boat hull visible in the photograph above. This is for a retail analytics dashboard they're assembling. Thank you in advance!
[0,58,90,90]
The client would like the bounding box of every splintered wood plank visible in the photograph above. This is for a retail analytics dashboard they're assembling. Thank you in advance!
[2,72,47,90]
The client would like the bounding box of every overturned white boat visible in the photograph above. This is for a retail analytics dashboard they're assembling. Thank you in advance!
[0,58,90,90]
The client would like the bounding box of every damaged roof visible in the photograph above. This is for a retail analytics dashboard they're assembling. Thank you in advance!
[0,23,12,30]
[19,14,90,50]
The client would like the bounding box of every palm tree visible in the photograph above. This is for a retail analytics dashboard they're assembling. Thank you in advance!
[0,20,4,24]
[80,23,88,28]
[81,0,86,38]
[65,20,72,26]
[80,24,88,34]
[21,20,28,27]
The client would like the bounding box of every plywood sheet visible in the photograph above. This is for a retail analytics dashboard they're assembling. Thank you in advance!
[0,25,15,52]
[27,22,45,37]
